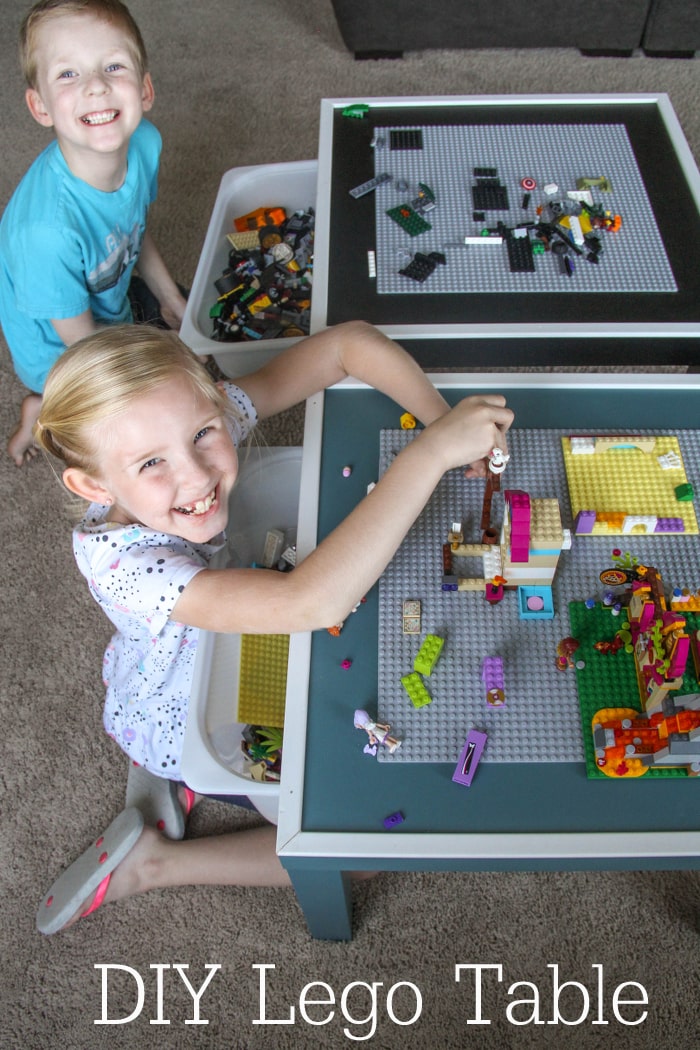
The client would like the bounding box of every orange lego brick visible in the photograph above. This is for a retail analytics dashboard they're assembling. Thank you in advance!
[233,206,287,232]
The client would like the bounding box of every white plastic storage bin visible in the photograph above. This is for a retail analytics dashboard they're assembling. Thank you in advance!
[181,446,302,823]
[180,160,318,377]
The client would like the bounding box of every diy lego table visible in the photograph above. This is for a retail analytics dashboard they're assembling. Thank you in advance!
[310,94,700,368]
[277,374,700,940]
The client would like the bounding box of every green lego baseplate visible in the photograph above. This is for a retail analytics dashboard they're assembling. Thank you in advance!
[570,601,697,779]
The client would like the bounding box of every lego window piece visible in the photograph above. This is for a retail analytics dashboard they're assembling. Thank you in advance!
[402,599,422,635]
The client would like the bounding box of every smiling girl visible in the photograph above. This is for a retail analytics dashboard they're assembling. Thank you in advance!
[33,320,512,933]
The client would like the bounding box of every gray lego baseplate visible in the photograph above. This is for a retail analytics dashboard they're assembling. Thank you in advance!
[376,427,700,765]
[370,124,676,295]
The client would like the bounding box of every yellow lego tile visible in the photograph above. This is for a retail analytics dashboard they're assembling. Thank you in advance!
[237,634,289,727]
[562,435,698,536]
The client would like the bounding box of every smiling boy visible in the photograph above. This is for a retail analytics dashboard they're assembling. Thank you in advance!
[0,0,187,466]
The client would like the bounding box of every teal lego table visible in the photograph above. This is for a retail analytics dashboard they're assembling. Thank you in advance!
[276,374,700,940]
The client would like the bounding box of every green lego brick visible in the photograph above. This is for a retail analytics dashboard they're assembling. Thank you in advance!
[401,671,433,709]
[413,633,445,676]
[386,204,432,237]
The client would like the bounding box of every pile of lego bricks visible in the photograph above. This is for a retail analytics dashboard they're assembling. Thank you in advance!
[209,206,314,342]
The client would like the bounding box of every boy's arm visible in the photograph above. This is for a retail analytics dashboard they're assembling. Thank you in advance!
[135,230,187,330]
[234,320,450,427]
[51,311,99,347]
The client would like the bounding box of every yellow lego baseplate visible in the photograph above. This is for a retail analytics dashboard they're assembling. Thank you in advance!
[237,634,289,728]
[562,435,698,536]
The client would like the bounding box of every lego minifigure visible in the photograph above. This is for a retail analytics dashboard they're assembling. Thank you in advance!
[354,709,401,755]
[488,447,510,474]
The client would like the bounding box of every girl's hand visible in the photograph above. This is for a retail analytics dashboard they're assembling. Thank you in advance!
[420,395,513,475]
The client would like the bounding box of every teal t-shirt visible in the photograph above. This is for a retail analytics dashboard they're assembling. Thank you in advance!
[0,118,160,391]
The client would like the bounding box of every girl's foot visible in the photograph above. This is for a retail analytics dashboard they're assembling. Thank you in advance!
[125,763,199,839]
[37,808,149,935]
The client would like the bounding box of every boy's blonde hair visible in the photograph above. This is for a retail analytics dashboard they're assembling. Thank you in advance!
[35,326,232,474]
[20,0,148,87]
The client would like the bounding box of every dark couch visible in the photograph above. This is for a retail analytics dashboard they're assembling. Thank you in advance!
[330,0,699,58]
[642,0,700,55]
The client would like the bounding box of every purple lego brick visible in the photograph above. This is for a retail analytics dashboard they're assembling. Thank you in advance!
[452,730,488,786]
[481,656,504,691]
[574,510,597,534]
[655,518,685,533]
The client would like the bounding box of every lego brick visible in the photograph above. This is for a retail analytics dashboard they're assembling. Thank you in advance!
[349,171,392,199]
[414,634,445,676]
[452,730,488,786]
[389,129,423,151]
[386,204,432,237]
[401,672,433,709]
[506,232,535,272]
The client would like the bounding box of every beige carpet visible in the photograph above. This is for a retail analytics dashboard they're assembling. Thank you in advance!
[1,2,699,1047]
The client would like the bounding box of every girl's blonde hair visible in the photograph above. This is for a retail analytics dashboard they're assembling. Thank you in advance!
[35,326,233,474]
[20,0,148,87]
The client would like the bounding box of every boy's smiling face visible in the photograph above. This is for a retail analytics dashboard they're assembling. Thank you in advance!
[24,11,154,187]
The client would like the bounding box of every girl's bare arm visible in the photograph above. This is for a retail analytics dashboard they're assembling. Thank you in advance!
[234,320,450,426]
[172,396,513,634]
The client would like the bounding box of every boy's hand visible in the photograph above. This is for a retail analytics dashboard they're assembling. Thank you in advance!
[421,395,513,476]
